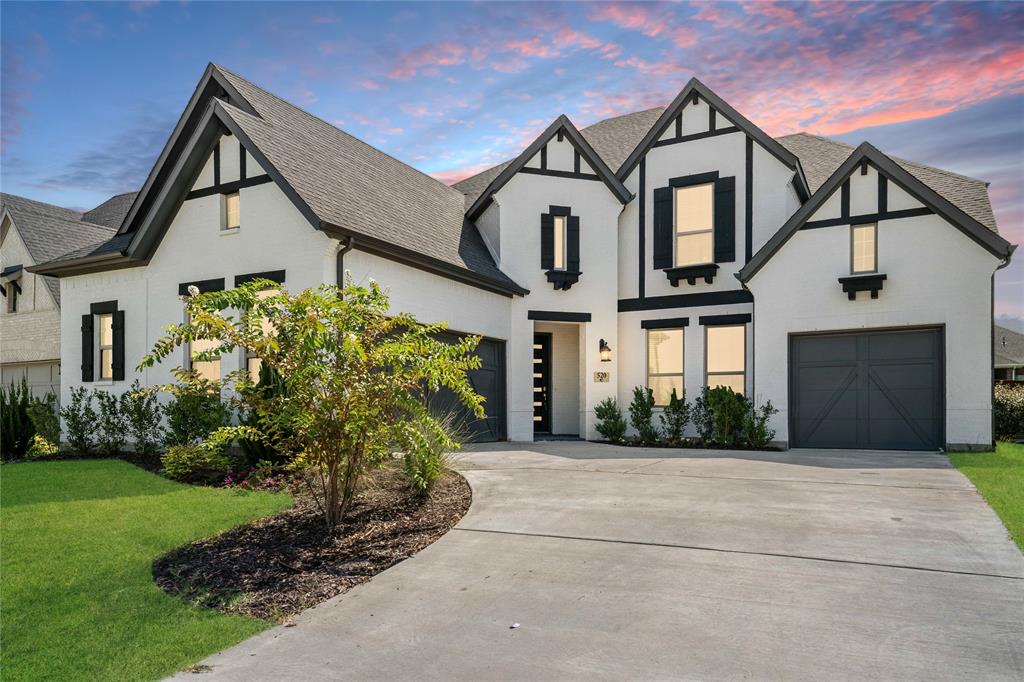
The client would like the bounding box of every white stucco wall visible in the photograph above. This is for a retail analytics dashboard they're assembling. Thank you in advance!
[748,210,1001,448]
[60,134,337,406]
[494,170,622,440]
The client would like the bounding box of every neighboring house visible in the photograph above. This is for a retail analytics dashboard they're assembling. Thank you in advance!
[0,192,136,398]
[995,325,1024,382]
[29,64,1015,450]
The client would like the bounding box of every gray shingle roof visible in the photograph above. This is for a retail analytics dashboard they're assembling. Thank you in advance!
[455,112,999,236]
[1,193,126,305]
[82,191,139,228]
[995,325,1024,367]
[213,66,522,293]
[777,133,997,232]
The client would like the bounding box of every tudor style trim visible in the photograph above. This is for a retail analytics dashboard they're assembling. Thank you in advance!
[641,317,690,329]
[178,277,225,296]
[186,174,272,200]
[698,313,752,326]
[618,288,753,312]
[527,310,592,322]
[466,115,632,221]
[802,206,932,230]
[616,78,810,201]
[739,142,1015,283]
[234,269,286,287]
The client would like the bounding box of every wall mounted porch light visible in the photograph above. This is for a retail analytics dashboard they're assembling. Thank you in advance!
[599,339,612,362]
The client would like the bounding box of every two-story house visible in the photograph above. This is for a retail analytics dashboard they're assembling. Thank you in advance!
[1,192,135,397]
[30,64,1015,450]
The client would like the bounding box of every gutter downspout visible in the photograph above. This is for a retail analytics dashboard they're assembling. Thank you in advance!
[991,244,1016,449]
[336,236,355,288]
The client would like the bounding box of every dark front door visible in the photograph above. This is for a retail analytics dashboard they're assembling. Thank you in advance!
[428,333,507,442]
[790,328,943,450]
[533,333,552,434]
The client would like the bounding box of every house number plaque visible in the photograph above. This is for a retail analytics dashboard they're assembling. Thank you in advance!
[593,371,610,383]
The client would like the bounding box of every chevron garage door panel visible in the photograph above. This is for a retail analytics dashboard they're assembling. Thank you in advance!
[790,329,943,450]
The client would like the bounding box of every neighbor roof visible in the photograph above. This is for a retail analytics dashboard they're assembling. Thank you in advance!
[995,325,1024,368]
[1,193,132,304]
[82,191,139,229]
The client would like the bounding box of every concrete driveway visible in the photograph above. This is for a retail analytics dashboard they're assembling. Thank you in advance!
[179,443,1024,681]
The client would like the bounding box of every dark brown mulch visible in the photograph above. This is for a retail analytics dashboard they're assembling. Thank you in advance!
[153,467,471,621]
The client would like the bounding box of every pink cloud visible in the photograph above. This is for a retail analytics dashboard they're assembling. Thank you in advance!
[589,3,666,37]
[504,36,559,58]
[389,41,466,79]
[358,79,382,91]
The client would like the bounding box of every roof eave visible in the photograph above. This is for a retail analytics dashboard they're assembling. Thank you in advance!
[27,251,140,278]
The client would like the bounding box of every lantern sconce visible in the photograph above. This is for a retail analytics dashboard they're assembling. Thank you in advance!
[599,339,612,362]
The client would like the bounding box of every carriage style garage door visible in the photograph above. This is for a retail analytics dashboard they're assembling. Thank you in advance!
[790,328,943,450]
[429,334,507,442]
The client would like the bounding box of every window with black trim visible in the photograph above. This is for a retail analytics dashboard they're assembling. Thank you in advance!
[851,223,877,274]
[647,328,684,406]
[705,324,745,395]
[552,215,567,271]
[540,206,580,290]
[82,301,124,383]
[244,288,278,382]
[97,313,114,380]
[187,312,221,382]
[675,183,714,266]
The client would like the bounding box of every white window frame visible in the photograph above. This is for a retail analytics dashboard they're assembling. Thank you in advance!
[646,327,685,407]
[674,183,715,267]
[96,312,114,381]
[704,324,746,395]
[850,223,877,274]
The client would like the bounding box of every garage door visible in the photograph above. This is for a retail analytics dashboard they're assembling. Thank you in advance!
[790,328,943,450]
[428,335,506,442]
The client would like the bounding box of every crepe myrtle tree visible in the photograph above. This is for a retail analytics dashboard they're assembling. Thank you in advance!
[139,277,485,529]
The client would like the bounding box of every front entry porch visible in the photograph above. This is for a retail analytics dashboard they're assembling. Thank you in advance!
[533,321,584,439]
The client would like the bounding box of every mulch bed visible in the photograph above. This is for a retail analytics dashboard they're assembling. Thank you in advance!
[153,467,471,621]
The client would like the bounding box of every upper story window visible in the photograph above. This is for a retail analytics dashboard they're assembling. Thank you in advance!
[706,324,745,395]
[647,328,684,406]
[552,215,567,271]
[97,313,114,380]
[675,183,714,267]
[1,265,23,314]
[223,192,241,230]
[851,223,877,273]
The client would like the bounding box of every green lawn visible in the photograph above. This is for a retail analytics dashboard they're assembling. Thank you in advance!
[950,442,1024,551]
[0,460,291,681]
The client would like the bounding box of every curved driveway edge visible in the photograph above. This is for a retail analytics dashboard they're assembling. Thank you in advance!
[172,443,1024,681]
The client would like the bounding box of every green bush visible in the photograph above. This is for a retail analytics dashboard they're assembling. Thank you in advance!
[399,411,460,495]
[95,390,128,455]
[744,399,779,449]
[161,444,233,484]
[691,388,715,443]
[1,379,36,460]
[26,434,59,459]
[594,397,627,443]
[629,386,659,445]
[706,386,749,447]
[660,389,690,444]
[61,387,97,454]
[164,393,231,446]
[122,381,165,456]
[995,383,1024,441]
[27,392,60,446]
[239,364,291,465]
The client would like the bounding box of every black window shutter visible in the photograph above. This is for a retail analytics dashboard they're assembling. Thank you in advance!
[653,187,673,269]
[714,176,736,264]
[540,213,554,270]
[112,310,126,381]
[567,216,580,272]
[81,314,94,382]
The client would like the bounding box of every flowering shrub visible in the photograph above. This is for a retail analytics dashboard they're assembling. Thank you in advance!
[995,382,1024,441]
[224,461,301,492]
[26,434,59,459]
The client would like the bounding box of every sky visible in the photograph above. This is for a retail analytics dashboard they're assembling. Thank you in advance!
[1,1,1022,318]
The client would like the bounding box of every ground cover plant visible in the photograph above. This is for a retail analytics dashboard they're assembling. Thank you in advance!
[0,460,290,681]
[949,442,1024,551]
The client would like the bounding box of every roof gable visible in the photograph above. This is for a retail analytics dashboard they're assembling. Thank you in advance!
[739,142,1015,283]
[465,115,632,221]
[615,78,810,200]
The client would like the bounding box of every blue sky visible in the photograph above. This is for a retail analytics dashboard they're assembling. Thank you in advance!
[1,1,1021,317]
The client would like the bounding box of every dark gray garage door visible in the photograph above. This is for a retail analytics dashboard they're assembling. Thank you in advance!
[790,328,943,450]
[428,334,506,442]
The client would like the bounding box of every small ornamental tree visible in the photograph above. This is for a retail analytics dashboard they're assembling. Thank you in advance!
[139,278,484,529]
